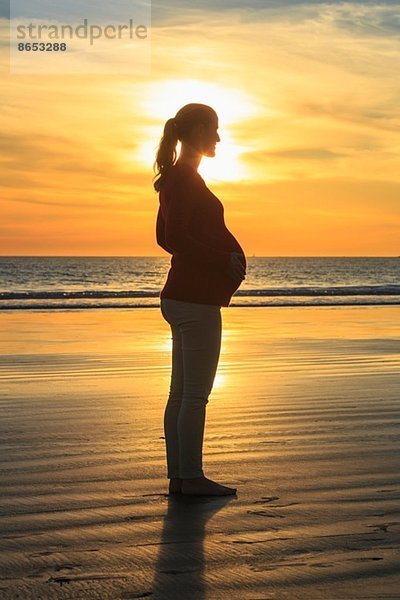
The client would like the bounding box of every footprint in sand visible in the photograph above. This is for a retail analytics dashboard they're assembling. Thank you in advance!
[367,522,399,533]
[351,557,384,562]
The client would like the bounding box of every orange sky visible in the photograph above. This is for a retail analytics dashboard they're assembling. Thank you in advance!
[1,3,399,256]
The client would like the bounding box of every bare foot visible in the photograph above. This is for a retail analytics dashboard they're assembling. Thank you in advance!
[168,478,182,494]
[181,476,237,496]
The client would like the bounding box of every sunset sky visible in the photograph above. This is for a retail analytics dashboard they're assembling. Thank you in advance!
[1,1,399,256]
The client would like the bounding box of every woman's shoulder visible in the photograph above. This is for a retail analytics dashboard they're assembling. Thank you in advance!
[165,162,205,189]
[173,161,203,178]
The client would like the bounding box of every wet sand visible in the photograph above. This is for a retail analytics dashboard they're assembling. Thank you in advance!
[0,306,399,599]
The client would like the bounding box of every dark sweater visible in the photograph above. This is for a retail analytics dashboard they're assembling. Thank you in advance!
[156,161,246,307]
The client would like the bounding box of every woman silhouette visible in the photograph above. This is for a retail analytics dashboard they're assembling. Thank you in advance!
[153,103,246,496]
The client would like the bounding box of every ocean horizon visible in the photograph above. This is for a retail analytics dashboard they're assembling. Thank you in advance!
[1,256,399,310]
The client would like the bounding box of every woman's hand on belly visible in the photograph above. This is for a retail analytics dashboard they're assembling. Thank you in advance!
[224,252,246,284]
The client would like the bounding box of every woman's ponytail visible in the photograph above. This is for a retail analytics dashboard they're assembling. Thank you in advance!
[152,103,216,192]
[152,118,179,192]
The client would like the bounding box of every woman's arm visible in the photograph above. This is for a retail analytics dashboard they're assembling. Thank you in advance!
[163,171,231,271]
[156,206,173,254]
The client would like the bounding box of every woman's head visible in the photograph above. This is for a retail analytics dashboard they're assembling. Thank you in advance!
[152,103,220,192]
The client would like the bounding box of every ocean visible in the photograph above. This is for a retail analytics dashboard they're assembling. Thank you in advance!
[0,256,399,310]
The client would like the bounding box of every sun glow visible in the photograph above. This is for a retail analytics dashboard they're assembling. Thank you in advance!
[136,79,260,182]
[212,373,227,391]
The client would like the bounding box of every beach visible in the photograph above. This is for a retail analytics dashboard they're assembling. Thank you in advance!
[0,305,399,599]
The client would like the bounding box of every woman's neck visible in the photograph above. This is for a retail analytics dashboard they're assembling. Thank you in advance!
[177,144,202,171]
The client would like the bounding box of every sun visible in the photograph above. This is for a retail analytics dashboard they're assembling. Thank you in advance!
[135,79,259,182]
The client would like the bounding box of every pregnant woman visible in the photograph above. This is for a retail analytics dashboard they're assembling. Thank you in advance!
[153,103,246,496]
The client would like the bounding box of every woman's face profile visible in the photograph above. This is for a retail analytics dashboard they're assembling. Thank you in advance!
[190,116,220,158]
[203,117,220,157]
